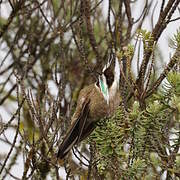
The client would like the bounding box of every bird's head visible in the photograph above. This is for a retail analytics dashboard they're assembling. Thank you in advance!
[96,53,120,104]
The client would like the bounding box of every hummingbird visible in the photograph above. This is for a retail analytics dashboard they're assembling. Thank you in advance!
[57,55,121,159]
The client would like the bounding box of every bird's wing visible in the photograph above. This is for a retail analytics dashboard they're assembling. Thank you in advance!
[77,99,90,143]
[78,121,96,142]
[57,99,90,159]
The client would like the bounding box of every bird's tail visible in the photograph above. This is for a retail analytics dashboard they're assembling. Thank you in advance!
[57,100,90,159]
[57,120,79,159]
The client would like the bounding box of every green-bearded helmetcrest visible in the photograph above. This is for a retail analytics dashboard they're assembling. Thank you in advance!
[57,56,121,159]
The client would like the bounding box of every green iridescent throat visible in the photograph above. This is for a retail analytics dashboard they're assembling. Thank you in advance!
[100,79,107,97]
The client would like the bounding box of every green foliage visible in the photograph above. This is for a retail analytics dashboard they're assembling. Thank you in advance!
[51,0,60,15]
[123,44,134,58]
[168,72,180,95]
[169,28,180,49]
[137,29,154,51]
[90,72,180,179]
[137,29,152,40]
[0,17,7,28]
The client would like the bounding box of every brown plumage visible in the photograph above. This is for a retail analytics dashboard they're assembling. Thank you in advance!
[57,58,121,159]
[57,84,120,159]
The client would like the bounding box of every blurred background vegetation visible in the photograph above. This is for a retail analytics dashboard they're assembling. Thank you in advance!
[0,0,179,179]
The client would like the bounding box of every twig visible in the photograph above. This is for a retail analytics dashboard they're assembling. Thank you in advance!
[0,0,24,38]
[145,49,180,98]
[0,80,21,174]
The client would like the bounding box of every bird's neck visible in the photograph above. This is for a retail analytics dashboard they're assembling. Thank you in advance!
[109,79,119,100]
[109,57,120,99]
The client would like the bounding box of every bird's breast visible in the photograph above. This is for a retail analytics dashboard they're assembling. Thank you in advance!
[89,85,120,121]
[71,84,120,124]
